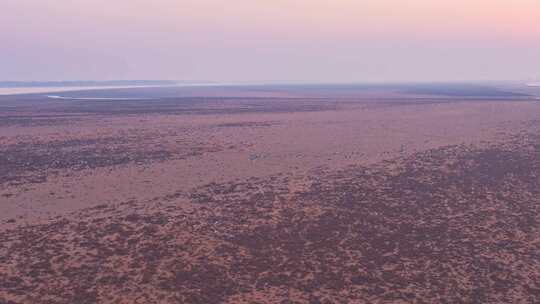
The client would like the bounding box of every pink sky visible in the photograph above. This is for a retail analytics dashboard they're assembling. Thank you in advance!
[1,0,539,82]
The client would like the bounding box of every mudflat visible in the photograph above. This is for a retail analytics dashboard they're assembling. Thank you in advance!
[1,84,540,303]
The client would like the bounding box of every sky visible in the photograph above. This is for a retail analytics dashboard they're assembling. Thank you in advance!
[1,0,539,83]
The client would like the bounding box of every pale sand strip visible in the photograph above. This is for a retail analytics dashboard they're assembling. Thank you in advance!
[0,85,171,96]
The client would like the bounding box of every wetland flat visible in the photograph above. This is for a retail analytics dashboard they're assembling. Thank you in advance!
[1,84,540,303]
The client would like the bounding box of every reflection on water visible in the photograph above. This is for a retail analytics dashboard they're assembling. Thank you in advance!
[47,95,156,100]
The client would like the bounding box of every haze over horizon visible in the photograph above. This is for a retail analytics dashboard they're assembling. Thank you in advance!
[2,0,539,83]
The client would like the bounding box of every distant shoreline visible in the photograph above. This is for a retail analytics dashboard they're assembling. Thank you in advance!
[0,85,173,96]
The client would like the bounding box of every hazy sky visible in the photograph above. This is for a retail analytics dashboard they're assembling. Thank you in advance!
[1,0,539,82]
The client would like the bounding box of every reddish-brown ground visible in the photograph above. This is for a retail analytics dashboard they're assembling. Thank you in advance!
[1,85,539,303]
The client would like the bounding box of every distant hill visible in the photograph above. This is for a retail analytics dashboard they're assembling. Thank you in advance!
[397,83,531,98]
